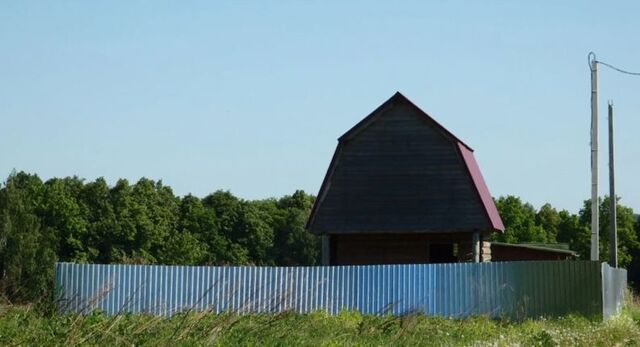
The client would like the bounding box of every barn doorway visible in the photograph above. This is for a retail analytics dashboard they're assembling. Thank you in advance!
[429,243,457,263]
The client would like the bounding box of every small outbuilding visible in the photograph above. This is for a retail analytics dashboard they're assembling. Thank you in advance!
[490,242,577,261]
[306,92,505,265]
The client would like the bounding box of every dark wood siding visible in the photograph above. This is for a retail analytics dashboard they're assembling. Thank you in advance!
[310,100,490,233]
[330,233,477,265]
[332,234,429,265]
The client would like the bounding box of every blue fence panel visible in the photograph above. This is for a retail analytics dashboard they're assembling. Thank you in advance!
[55,261,615,319]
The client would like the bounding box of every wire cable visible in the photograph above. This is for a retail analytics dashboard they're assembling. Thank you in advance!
[596,60,640,76]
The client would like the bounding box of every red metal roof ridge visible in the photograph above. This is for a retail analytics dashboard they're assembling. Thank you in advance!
[457,143,505,232]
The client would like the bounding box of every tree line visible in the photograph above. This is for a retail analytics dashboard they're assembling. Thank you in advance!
[0,171,319,302]
[492,196,640,268]
[1,171,639,303]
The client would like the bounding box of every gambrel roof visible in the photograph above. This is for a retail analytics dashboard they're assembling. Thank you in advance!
[306,92,504,234]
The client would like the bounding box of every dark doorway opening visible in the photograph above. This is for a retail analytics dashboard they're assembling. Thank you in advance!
[429,243,457,263]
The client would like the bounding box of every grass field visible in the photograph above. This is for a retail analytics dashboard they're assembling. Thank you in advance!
[2,301,640,346]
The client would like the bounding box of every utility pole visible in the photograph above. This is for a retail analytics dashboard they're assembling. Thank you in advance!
[608,101,618,267]
[587,53,639,265]
[589,53,599,262]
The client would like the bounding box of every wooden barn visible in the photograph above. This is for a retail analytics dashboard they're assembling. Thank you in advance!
[306,92,505,265]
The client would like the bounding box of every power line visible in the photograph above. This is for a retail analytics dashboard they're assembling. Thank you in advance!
[596,60,640,76]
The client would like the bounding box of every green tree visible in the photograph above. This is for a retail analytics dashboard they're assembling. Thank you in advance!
[0,172,56,302]
[109,179,140,263]
[556,210,590,259]
[161,229,206,265]
[235,201,275,265]
[202,191,250,264]
[40,177,88,262]
[492,196,547,243]
[536,203,561,242]
[78,178,117,263]
[272,191,319,265]
[175,194,232,265]
[579,196,639,267]
[129,178,180,264]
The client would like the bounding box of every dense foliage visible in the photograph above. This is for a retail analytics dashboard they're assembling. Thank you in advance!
[491,195,640,269]
[0,171,318,303]
[0,171,638,303]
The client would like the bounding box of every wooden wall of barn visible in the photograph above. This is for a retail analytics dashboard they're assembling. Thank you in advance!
[328,232,492,265]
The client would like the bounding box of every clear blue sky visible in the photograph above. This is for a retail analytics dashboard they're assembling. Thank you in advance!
[1,1,639,213]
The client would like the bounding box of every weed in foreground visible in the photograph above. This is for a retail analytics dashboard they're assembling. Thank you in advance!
[1,304,640,346]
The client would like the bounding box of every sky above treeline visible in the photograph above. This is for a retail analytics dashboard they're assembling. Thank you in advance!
[1,1,639,214]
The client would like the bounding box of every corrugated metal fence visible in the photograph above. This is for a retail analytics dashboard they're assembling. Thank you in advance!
[602,262,627,319]
[55,261,625,319]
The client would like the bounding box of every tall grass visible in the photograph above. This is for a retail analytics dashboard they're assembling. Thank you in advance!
[2,282,637,346]
[2,301,640,346]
